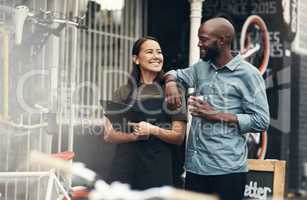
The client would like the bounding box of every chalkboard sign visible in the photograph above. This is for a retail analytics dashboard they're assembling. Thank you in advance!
[244,159,286,200]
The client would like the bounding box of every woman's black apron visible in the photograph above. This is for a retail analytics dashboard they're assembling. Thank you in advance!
[107,97,173,190]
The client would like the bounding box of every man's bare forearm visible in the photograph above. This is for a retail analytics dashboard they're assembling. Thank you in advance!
[214,112,238,123]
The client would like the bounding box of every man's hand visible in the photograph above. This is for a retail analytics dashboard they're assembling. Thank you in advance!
[165,81,182,109]
[188,96,220,120]
[188,96,238,124]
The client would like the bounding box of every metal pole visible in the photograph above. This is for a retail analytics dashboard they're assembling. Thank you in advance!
[0,26,9,119]
[102,10,108,101]
[68,0,79,153]
[97,9,103,117]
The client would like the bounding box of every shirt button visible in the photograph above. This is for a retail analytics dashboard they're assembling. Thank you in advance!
[215,72,218,74]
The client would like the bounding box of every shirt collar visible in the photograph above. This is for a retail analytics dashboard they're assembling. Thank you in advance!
[209,51,243,71]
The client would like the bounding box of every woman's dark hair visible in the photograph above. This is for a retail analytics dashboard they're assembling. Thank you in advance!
[127,36,165,88]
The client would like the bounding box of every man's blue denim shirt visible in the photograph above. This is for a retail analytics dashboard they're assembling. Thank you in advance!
[166,53,270,175]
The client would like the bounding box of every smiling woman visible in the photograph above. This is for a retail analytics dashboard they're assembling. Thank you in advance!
[101,36,187,190]
[133,39,164,81]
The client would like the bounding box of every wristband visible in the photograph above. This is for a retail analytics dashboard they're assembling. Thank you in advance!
[165,79,176,84]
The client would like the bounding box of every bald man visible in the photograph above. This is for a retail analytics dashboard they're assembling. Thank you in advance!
[164,18,270,200]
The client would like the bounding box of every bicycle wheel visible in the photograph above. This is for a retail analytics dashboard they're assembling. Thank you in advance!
[240,15,270,75]
[246,131,268,160]
[257,131,268,160]
[241,15,269,160]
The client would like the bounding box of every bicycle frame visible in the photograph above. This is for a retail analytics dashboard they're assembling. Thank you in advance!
[0,119,48,130]
[0,171,71,200]
[241,43,260,59]
[240,15,270,75]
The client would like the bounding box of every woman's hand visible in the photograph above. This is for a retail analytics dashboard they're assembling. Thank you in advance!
[128,121,159,136]
[132,133,150,141]
[103,116,150,143]
[103,116,114,140]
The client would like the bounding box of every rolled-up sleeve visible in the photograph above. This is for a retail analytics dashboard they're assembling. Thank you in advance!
[165,69,178,78]
[236,114,252,133]
[165,65,197,88]
[236,71,270,134]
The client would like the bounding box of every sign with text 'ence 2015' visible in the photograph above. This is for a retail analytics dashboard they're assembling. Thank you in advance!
[244,159,286,200]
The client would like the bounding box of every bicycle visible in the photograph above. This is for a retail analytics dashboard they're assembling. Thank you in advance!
[0,114,88,200]
[240,15,270,160]
[0,5,98,198]
[0,4,85,44]
[0,116,70,200]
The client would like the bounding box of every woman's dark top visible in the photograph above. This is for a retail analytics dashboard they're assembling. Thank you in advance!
[107,83,186,190]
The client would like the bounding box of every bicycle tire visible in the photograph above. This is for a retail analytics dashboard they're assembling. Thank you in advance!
[257,131,268,160]
[240,15,270,75]
[241,15,269,160]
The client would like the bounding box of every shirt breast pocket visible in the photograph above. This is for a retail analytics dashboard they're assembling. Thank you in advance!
[197,79,214,97]
[210,83,242,111]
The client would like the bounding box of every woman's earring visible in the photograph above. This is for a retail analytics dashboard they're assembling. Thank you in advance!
[133,55,139,65]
